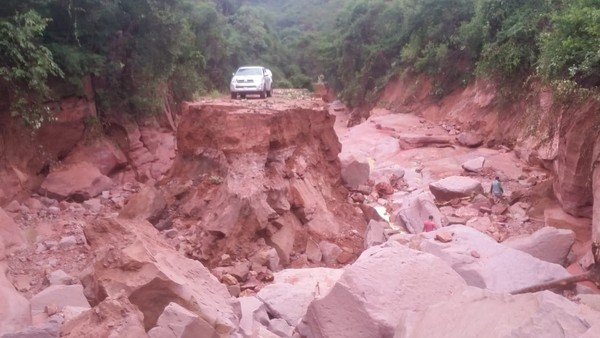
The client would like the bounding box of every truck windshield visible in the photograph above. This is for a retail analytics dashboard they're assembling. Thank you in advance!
[236,68,262,76]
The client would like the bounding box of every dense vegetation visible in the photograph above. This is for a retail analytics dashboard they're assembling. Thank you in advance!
[1,0,598,126]
[313,0,600,106]
[0,0,306,126]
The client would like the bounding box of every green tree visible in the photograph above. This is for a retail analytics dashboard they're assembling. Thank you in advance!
[0,10,63,127]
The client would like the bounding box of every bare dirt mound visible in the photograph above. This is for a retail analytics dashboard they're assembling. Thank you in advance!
[163,97,366,275]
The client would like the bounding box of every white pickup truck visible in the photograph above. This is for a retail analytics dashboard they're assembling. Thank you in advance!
[230,66,273,99]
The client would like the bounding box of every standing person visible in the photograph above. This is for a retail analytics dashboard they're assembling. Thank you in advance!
[423,215,437,232]
[490,176,504,202]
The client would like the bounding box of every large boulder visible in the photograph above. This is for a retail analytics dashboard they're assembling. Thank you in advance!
[456,132,484,148]
[61,295,147,338]
[83,218,239,335]
[126,125,177,182]
[39,162,113,201]
[503,227,575,265]
[0,264,31,335]
[364,220,387,248]
[429,176,483,202]
[148,302,218,338]
[30,284,90,323]
[63,138,127,176]
[119,185,167,224]
[300,243,466,338]
[396,288,600,337]
[257,268,343,328]
[0,208,25,259]
[341,158,370,189]
[237,297,269,337]
[415,225,571,292]
[461,157,485,172]
[544,206,591,231]
[393,191,445,233]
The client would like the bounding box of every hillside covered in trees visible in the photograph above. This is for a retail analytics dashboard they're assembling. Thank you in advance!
[1,0,598,126]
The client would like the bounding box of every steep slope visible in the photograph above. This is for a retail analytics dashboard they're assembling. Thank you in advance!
[376,74,600,240]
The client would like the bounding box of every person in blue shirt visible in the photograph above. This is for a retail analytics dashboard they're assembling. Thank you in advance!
[490,176,504,202]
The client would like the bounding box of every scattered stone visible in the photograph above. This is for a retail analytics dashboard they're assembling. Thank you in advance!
[4,200,21,213]
[429,176,483,202]
[220,254,233,266]
[47,206,61,216]
[119,184,166,224]
[61,306,89,321]
[30,284,90,322]
[461,157,485,172]
[336,251,354,264]
[221,274,238,286]
[300,243,466,337]
[3,316,63,338]
[435,231,453,243]
[45,303,59,316]
[148,302,217,338]
[471,250,481,258]
[0,208,25,259]
[258,268,343,330]
[364,220,387,249]
[503,227,575,265]
[341,158,370,189]
[47,270,75,286]
[397,288,600,337]
[394,190,446,234]
[164,228,177,239]
[375,182,394,196]
[417,225,571,292]
[60,296,146,338]
[319,241,342,266]
[305,238,322,263]
[58,236,77,249]
[268,318,294,337]
[23,198,44,212]
[39,162,113,201]
[82,198,102,213]
[238,297,269,337]
[457,132,484,148]
[349,192,365,203]
[227,284,241,298]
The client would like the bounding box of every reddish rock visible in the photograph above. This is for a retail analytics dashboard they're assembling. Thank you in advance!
[397,134,453,150]
[341,158,370,189]
[429,176,483,202]
[419,225,571,292]
[503,227,575,265]
[375,182,395,196]
[553,103,599,218]
[61,295,146,338]
[462,157,485,172]
[0,208,25,259]
[435,231,453,243]
[398,289,600,337]
[119,184,166,224]
[148,302,217,338]
[364,220,387,249]
[39,162,113,201]
[336,251,354,264]
[300,244,466,337]
[350,192,365,203]
[456,132,484,148]
[319,241,342,266]
[63,138,127,176]
[394,191,446,234]
[83,218,239,334]
[0,263,31,335]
